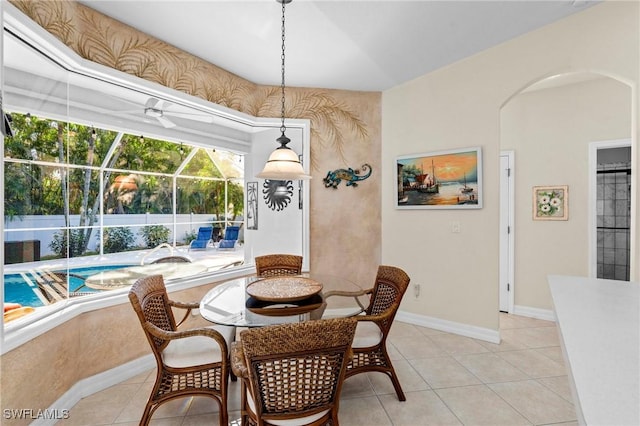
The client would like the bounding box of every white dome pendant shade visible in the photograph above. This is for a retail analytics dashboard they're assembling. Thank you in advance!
[257,133,311,180]
[256,0,311,181]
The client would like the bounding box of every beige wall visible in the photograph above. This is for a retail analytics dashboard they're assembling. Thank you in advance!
[382,1,639,330]
[502,77,631,310]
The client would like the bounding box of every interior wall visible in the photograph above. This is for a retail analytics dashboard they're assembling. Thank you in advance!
[382,1,639,330]
[501,77,631,310]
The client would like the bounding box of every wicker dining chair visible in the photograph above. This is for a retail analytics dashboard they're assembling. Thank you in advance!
[231,317,357,426]
[128,274,234,425]
[321,265,410,401]
[255,254,303,277]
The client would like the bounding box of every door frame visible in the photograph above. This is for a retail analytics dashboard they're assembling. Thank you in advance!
[499,150,515,313]
[588,138,632,278]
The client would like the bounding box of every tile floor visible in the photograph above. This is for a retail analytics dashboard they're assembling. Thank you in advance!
[65,313,577,425]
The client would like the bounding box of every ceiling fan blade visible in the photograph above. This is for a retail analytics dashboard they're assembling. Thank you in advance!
[156,99,173,110]
[146,97,173,111]
[165,111,214,123]
[145,97,160,109]
[155,115,176,128]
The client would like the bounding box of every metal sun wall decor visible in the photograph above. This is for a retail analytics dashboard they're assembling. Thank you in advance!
[263,179,294,211]
[323,164,372,189]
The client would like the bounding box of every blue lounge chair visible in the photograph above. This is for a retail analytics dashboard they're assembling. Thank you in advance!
[189,227,213,251]
[218,226,240,250]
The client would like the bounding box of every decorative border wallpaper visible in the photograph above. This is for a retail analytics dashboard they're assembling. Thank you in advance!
[10,0,372,170]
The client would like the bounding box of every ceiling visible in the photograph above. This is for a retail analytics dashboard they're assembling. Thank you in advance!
[77,1,598,92]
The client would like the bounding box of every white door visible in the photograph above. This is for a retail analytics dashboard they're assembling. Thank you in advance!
[499,152,514,312]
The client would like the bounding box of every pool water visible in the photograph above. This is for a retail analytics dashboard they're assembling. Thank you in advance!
[4,264,133,307]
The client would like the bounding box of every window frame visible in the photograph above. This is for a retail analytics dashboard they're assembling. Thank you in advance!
[1,3,310,353]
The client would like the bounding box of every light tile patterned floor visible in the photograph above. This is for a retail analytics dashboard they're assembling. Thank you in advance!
[65,313,577,425]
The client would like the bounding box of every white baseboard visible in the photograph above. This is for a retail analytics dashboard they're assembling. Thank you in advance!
[32,355,154,426]
[512,305,556,322]
[396,311,501,344]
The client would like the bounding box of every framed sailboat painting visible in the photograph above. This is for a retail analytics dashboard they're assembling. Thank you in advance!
[396,147,483,209]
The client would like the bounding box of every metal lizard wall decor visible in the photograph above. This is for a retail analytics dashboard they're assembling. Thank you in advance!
[323,164,372,188]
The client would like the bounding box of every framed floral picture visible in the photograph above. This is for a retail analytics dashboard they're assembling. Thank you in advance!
[533,185,568,220]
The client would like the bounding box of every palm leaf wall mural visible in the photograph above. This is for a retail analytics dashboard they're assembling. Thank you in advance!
[9,0,375,171]
[12,0,74,45]
[201,74,255,111]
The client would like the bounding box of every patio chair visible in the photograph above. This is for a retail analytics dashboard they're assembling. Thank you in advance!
[231,317,357,426]
[128,274,233,425]
[218,226,240,250]
[189,226,213,251]
[324,265,410,401]
[255,254,303,277]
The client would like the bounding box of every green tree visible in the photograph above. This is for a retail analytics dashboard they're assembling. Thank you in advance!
[4,113,245,257]
[4,114,62,218]
[102,227,135,253]
[139,225,170,249]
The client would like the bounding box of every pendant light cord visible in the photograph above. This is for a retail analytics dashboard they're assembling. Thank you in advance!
[280,0,287,135]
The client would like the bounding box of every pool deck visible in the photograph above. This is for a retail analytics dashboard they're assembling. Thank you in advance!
[3,244,245,275]
[5,244,245,305]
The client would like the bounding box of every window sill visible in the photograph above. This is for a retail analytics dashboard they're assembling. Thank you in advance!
[1,264,254,354]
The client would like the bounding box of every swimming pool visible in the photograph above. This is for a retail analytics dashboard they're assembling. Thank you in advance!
[4,264,134,307]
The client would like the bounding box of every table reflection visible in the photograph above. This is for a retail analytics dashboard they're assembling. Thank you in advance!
[199,273,364,327]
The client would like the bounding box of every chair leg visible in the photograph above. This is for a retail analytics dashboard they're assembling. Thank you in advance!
[387,367,406,401]
[347,346,406,402]
[239,381,249,426]
[139,402,154,426]
[381,345,406,401]
[218,399,228,426]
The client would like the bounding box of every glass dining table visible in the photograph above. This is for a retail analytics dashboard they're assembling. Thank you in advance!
[199,273,366,327]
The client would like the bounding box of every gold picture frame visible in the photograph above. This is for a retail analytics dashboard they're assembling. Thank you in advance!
[532,185,568,221]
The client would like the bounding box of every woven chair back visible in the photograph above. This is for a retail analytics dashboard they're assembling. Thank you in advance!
[367,265,411,329]
[129,275,177,351]
[255,254,303,277]
[240,317,356,419]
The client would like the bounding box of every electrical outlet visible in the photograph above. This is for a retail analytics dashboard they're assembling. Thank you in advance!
[451,221,461,233]
[414,284,420,298]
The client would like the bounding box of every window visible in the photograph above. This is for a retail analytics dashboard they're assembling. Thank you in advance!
[3,112,245,306]
[1,5,309,346]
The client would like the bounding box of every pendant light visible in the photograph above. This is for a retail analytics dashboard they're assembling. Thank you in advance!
[256,0,311,180]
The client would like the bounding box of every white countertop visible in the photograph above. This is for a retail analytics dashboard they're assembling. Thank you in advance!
[548,275,639,426]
